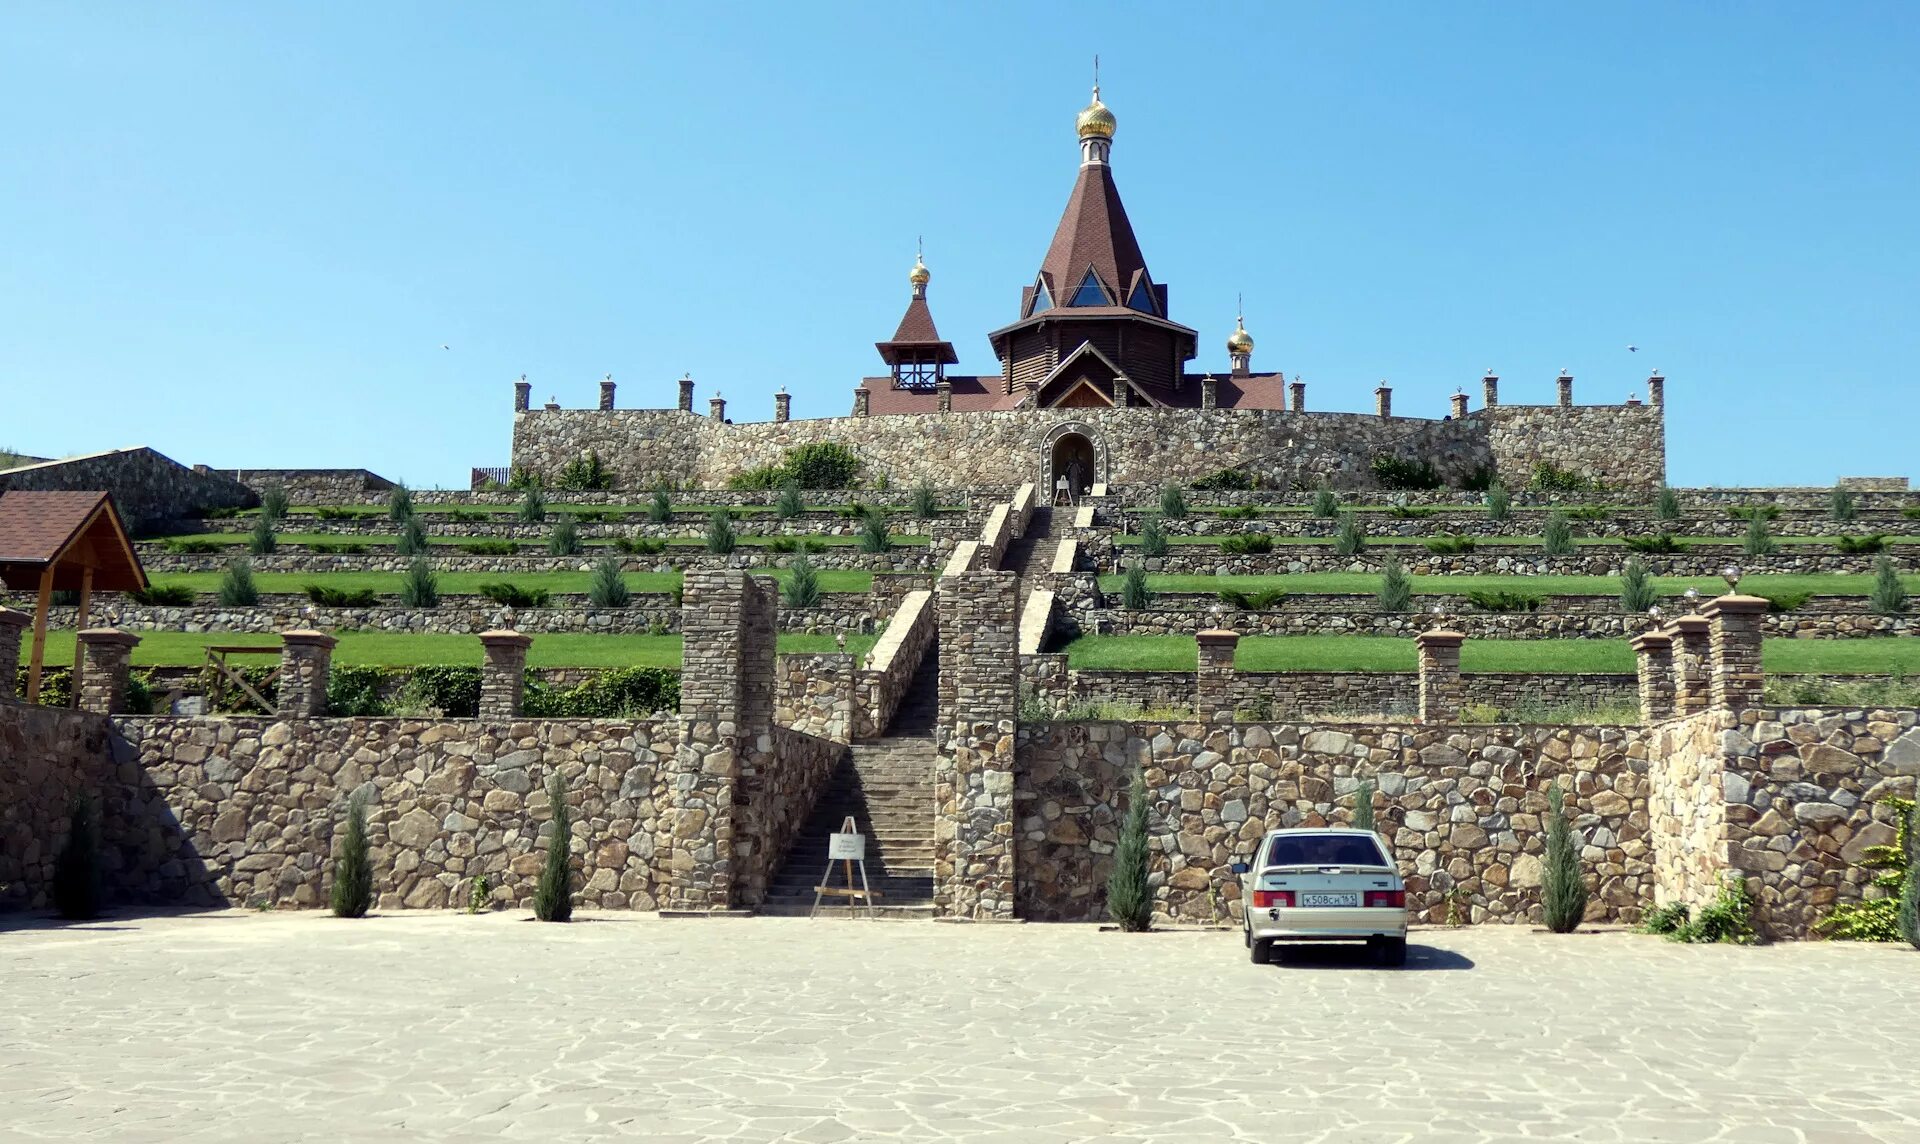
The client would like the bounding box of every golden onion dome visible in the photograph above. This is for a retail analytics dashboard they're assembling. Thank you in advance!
[909,257,930,286]
[1227,321,1254,355]
[1076,87,1116,140]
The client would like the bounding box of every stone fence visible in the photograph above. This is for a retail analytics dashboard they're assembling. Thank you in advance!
[772,589,936,741]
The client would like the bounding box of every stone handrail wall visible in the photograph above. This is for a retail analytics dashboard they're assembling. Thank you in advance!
[978,503,1013,569]
[1010,482,1035,538]
[1050,538,1079,575]
[853,589,935,739]
[732,727,847,907]
[773,653,856,742]
[1018,589,1055,656]
[942,540,981,577]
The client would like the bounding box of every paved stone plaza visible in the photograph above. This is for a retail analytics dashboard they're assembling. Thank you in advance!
[2,912,1917,1142]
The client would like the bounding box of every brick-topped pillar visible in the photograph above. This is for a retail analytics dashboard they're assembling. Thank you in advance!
[1482,371,1499,408]
[1701,595,1769,712]
[677,375,695,412]
[1288,380,1305,412]
[478,629,532,718]
[0,606,28,701]
[513,376,531,413]
[853,387,871,417]
[1450,392,1469,419]
[277,629,337,718]
[774,388,791,422]
[1668,615,1712,716]
[598,375,616,410]
[935,570,1019,920]
[1195,628,1238,722]
[76,628,139,715]
[1646,371,1665,408]
[1374,385,1392,418]
[1630,630,1675,724]
[1557,370,1574,408]
[936,378,952,413]
[1414,629,1465,724]
[1201,376,1218,410]
[708,394,727,421]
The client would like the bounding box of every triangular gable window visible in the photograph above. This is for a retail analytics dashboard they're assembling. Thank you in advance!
[1069,269,1109,306]
[1030,279,1053,316]
[1126,278,1157,314]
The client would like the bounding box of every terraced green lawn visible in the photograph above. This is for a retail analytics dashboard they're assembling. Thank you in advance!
[1118,534,1919,548]
[140,569,874,596]
[26,631,877,669]
[1059,634,1920,674]
[166,532,930,549]
[1098,572,1916,598]
[245,503,963,517]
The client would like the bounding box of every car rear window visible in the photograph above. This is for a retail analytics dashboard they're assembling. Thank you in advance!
[1265,833,1391,868]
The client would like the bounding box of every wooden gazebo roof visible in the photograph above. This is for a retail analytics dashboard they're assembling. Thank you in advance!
[0,490,147,592]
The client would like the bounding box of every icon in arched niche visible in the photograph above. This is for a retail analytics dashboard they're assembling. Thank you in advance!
[1042,421,1104,500]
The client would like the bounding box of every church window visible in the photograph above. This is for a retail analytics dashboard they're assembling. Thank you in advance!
[1126,278,1157,314]
[1070,269,1110,306]
[1030,280,1052,316]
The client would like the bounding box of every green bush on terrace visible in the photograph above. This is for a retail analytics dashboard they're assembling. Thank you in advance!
[728,443,863,490]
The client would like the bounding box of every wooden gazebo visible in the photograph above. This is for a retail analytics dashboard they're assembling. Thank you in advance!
[0,490,147,704]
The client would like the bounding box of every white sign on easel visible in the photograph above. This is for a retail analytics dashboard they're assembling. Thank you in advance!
[811,816,880,919]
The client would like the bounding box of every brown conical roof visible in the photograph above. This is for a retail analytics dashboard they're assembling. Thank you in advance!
[1037,162,1150,304]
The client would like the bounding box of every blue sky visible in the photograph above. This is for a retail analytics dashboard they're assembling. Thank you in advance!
[3,3,1915,489]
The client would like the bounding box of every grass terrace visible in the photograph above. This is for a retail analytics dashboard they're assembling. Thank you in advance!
[25,630,878,669]
[134,569,875,596]
[227,503,966,518]
[1097,572,1919,598]
[161,532,931,549]
[1114,534,1920,548]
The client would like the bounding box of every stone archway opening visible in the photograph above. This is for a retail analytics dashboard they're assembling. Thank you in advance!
[1050,432,1097,501]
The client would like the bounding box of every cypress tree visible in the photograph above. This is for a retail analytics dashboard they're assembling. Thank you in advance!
[219,556,258,606]
[546,514,582,556]
[1138,517,1168,557]
[1158,483,1188,519]
[1541,780,1588,933]
[1870,555,1908,616]
[649,483,675,523]
[1485,481,1511,522]
[1743,512,1776,556]
[247,512,277,555]
[387,482,414,523]
[858,510,891,553]
[1541,511,1574,556]
[1376,555,1413,612]
[517,485,547,524]
[587,553,630,607]
[399,556,439,607]
[330,791,373,918]
[259,485,290,523]
[909,478,938,519]
[534,772,574,922]
[1120,563,1153,610]
[1654,486,1681,522]
[395,514,428,556]
[1353,778,1376,834]
[1830,484,1858,522]
[1312,484,1339,518]
[52,794,102,920]
[705,509,737,554]
[1106,771,1153,932]
[1333,511,1366,556]
[782,555,821,607]
[1619,556,1657,613]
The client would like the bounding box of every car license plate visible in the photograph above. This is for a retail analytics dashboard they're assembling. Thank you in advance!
[1301,893,1358,908]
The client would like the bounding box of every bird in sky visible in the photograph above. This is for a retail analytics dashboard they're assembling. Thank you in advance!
[1626,344,1638,353]
[441,344,451,351]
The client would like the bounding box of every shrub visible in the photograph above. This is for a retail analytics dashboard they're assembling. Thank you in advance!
[1105,771,1153,932]
[1216,505,1260,521]
[1541,781,1588,933]
[1568,505,1610,523]
[1870,555,1909,615]
[1311,485,1339,518]
[247,514,277,556]
[1837,534,1887,555]
[613,535,664,556]
[705,509,736,554]
[547,515,583,556]
[1729,505,1780,522]
[1638,902,1691,936]
[774,480,803,519]
[128,584,195,606]
[587,554,630,607]
[309,542,370,554]
[517,486,547,524]
[387,483,413,522]
[1756,590,1811,613]
[219,558,258,606]
[1138,518,1168,557]
[1670,875,1756,944]
[52,795,101,920]
[522,667,678,718]
[1191,467,1256,492]
[727,464,785,491]
[766,536,797,554]
[330,792,373,918]
[782,556,821,607]
[324,665,391,717]
[395,515,428,556]
[534,773,573,923]
[1158,483,1188,518]
[259,486,289,523]
[1218,588,1287,611]
[1541,512,1574,556]
[1370,453,1443,490]
[1619,556,1656,613]
[1468,590,1541,613]
[314,506,361,521]
[1459,464,1496,493]
[1219,533,1272,556]
[782,443,863,488]
[1120,563,1153,610]
[1831,484,1859,522]
[506,465,540,490]
[1904,507,1920,521]
[1901,798,1920,950]
[909,478,938,518]
[460,540,517,555]
[1376,555,1412,612]
[1742,513,1776,556]
[1814,796,1914,943]
[478,582,549,608]
[446,507,486,524]
[1624,534,1687,555]
[648,485,673,523]
[164,538,221,555]
[304,585,378,608]
[391,665,480,716]
[1425,534,1475,555]
[399,558,439,607]
[203,505,243,519]
[858,511,891,553]
[1333,511,1365,556]
[556,449,613,491]
[1485,482,1511,522]
[1655,486,1681,521]
[1352,778,1375,834]
[468,875,490,914]
[801,538,827,554]
[572,510,605,524]
[1529,461,1597,494]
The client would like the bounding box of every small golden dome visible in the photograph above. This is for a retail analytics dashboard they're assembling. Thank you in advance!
[1076,87,1116,140]
[909,257,930,286]
[1227,321,1254,355]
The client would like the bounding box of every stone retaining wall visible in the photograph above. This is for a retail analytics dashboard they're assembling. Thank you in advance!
[39,601,888,637]
[1122,513,1918,540]
[139,549,936,575]
[1039,667,1638,718]
[1112,548,1907,577]
[0,447,255,532]
[1091,608,1913,640]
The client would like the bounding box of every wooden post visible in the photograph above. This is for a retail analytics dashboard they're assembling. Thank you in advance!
[26,565,53,704]
[67,565,93,709]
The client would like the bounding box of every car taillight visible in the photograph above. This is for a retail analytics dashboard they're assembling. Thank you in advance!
[1252,890,1294,908]
[1365,890,1405,908]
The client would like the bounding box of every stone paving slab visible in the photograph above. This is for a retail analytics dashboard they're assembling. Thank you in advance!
[2,911,1917,1141]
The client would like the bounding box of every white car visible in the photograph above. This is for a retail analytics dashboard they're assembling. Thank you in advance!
[1235,827,1409,966]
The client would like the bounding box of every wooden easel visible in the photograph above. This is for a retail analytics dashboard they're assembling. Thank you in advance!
[810,816,880,919]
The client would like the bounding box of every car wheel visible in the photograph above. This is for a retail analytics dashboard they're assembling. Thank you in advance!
[1242,925,1251,949]
[1250,938,1273,966]
[1378,937,1407,967]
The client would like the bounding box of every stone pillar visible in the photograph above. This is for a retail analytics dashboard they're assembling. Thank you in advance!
[1630,630,1675,724]
[935,378,951,413]
[1450,392,1469,419]
[1374,385,1392,418]
[853,387,871,417]
[277,629,337,718]
[1288,380,1305,412]
[1482,371,1499,408]
[478,629,532,718]
[0,606,28,701]
[1557,370,1574,408]
[75,628,139,715]
[677,375,695,412]
[598,376,616,410]
[1669,615,1712,716]
[1647,371,1665,408]
[1414,629,1465,724]
[935,570,1019,920]
[1201,376,1218,410]
[1195,628,1238,722]
[1701,595,1769,712]
[709,394,727,421]
[513,377,531,413]
[774,388,791,422]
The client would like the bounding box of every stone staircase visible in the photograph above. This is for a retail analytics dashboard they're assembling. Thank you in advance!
[1002,506,1059,653]
[759,647,939,918]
